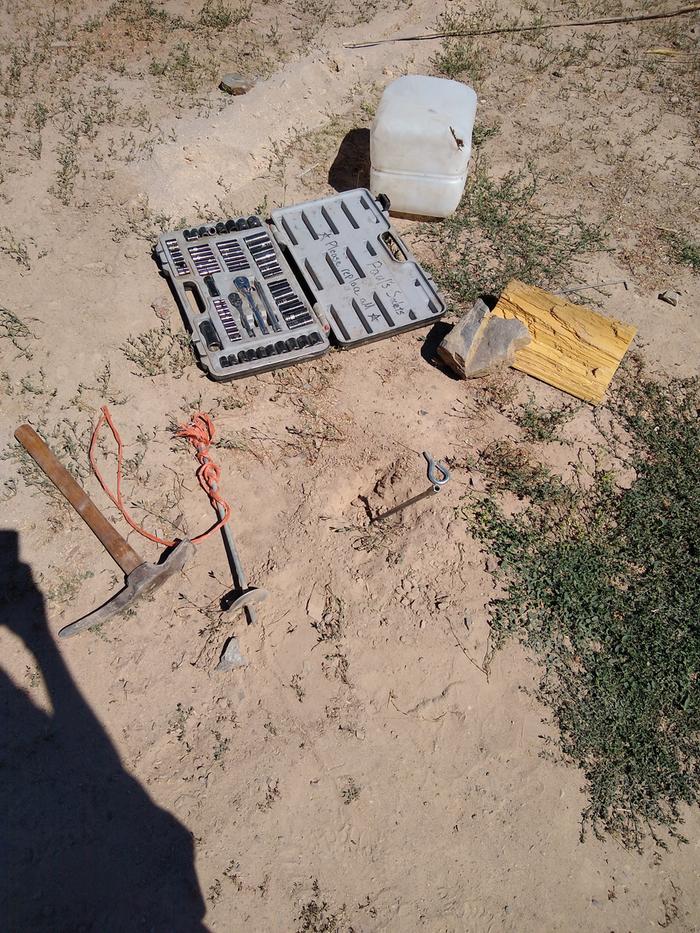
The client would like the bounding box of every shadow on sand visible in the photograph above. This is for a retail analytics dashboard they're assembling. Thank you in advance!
[328,127,370,192]
[0,529,207,932]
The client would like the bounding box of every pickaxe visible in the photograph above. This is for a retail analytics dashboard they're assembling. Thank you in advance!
[14,425,194,638]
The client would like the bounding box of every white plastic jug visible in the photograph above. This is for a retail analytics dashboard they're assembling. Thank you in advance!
[370,75,477,218]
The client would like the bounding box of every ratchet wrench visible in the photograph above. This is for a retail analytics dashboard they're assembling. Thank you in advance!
[253,278,282,333]
[234,275,269,336]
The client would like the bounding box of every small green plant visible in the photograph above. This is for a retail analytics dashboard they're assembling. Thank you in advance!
[211,730,230,764]
[311,588,344,642]
[296,880,348,933]
[0,227,32,269]
[24,665,41,688]
[95,361,129,405]
[148,41,218,93]
[294,0,335,43]
[464,364,700,848]
[433,35,487,82]
[214,394,244,411]
[431,1,515,81]
[665,230,700,272]
[475,440,573,504]
[46,568,94,606]
[323,650,350,685]
[50,142,80,205]
[424,159,605,305]
[223,859,244,891]
[514,395,580,443]
[20,368,56,398]
[1,418,92,509]
[110,198,172,241]
[198,0,250,29]
[0,308,35,358]
[257,778,280,811]
[167,702,193,744]
[471,120,500,148]
[107,0,184,32]
[121,324,193,377]
[289,673,305,703]
[341,777,360,805]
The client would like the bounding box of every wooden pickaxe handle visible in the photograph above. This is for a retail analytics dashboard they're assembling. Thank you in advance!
[14,424,144,576]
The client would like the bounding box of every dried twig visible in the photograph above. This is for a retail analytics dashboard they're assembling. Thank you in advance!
[447,618,489,680]
[556,279,628,296]
[345,4,700,48]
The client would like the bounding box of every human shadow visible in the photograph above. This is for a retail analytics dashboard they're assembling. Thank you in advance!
[328,128,370,192]
[0,529,208,932]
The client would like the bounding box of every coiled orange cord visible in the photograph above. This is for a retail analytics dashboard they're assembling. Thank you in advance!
[89,406,231,547]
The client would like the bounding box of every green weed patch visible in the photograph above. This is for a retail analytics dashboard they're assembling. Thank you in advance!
[464,364,700,848]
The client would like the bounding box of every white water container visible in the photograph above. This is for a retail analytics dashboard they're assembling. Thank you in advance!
[370,75,477,218]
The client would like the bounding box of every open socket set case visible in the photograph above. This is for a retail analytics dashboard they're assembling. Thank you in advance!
[156,189,447,380]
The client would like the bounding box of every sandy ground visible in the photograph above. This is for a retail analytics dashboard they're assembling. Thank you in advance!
[1,1,699,930]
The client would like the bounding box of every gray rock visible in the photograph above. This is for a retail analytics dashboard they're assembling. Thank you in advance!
[215,636,247,672]
[658,289,680,307]
[466,317,530,377]
[438,299,530,378]
[437,299,491,375]
[219,73,255,96]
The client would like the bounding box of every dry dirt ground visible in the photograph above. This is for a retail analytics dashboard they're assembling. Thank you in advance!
[1,1,699,930]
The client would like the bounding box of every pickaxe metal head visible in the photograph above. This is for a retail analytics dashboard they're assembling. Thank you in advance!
[59,539,195,638]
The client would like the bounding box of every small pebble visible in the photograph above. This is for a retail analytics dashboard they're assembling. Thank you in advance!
[219,73,255,96]
[658,289,680,307]
[151,298,171,321]
[469,472,486,491]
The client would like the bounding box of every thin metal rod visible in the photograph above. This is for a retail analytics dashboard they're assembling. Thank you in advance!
[216,502,256,625]
[371,485,439,523]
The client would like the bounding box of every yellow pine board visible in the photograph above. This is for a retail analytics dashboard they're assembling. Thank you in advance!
[491,280,636,404]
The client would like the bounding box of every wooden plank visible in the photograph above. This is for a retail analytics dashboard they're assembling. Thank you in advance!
[491,279,636,404]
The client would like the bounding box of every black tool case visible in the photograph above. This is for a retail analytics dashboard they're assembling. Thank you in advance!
[155,189,446,381]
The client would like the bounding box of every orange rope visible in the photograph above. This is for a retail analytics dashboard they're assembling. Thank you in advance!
[89,406,231,547]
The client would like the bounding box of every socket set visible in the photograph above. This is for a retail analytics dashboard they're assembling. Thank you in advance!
[156,189,446,381]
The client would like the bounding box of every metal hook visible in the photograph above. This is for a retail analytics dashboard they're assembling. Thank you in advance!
[423,451,450,491]
[371,451,450,523]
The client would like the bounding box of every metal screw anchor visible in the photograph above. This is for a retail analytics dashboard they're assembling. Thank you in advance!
[371,451,450,523]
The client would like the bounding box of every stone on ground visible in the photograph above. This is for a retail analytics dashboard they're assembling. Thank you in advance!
[438,299,531,378]
[658,289,680,307]
[466,317,531,377]
[219,74,256,96]
[437,299,490,375]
